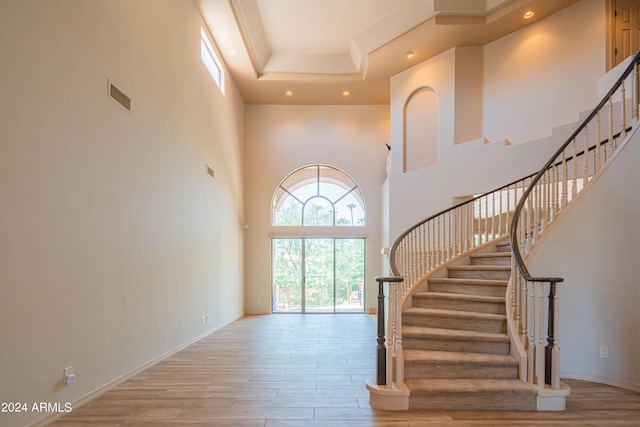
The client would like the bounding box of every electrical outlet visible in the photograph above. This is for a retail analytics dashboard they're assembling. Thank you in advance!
[200,315,205,325]
[205,313,210,323]
[64,366,76,385]
[599,346,609,359]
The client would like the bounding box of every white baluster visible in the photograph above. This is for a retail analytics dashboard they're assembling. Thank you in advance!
[596,111,602,172]
[541,171,548,233]
[436,215,441,265]
[584,126,590,185]
[609,96,615,155]
[394,283,405,388]
[552,163,559,220]
[420,222,425,273]
[527,279,535,384]
[484,195,488,244]
[431,220,435,269]
[448,210,452,259]
[498,190,503,235]
[471,199,476,247]
[412,230,417,284]
[457,207,462,254]
[510,261,516,317]
[520,275,528,349]
[551,287,560,390]
[532,181,539,243]
[572,138,578,199]
[562,151,568,208]
[506,185,511,234]
[621,79,627,137]
[490,192,495,240]
[634,62,640,121]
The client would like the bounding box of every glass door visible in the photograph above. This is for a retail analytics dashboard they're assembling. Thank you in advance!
[272,238,364,313]
[304,238,334,312]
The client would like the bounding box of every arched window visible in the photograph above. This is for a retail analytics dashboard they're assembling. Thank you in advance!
[272,164,365,226]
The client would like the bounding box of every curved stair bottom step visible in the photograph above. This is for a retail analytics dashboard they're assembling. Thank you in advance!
[405,378,537,411]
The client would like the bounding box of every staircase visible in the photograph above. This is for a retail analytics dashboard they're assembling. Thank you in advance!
[367,51,640,412]
[402,240,536,410]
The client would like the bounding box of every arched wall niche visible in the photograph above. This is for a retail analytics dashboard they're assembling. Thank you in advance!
[403,86,438,173]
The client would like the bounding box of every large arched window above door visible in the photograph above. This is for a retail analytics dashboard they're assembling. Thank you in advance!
[272,164,365,226]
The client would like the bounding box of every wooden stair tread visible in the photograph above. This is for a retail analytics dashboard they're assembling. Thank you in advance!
[428,277,508,286]
[398,239,527,410]
[404,349,518,365]
[403,326,509,342]
[404,306,506,321]
[413,291,505,304]
[405,378,534,393]
[471,252,511,258]
[448,265,511,271]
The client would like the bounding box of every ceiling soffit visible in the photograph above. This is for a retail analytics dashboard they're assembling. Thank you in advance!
[231,0,434,78]
[199,0,580,104]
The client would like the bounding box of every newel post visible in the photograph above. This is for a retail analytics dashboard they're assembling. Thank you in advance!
[375,276,404,386]
[545,279,563,388]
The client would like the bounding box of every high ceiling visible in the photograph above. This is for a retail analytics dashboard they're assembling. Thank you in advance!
[198,0,579,105]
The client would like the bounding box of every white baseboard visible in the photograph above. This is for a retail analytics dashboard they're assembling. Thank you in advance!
[561,371,640,393]
[28,315,242,427]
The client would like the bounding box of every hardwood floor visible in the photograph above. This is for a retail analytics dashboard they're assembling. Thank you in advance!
[49,314,640,426]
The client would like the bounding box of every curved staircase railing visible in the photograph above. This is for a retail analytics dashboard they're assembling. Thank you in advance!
[379,173,537,388]
[377,51,640,394]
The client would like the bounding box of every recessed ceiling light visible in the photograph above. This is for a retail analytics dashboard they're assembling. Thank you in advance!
[342,91,350,97]
[229,48,237,55]
[285,90,293,96]
[405,50,415,59]
[523,10,534,19]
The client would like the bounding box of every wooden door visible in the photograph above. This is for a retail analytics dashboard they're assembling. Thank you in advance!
[613,0,640,66]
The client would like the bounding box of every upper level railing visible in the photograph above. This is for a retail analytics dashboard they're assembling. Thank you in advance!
[508,51,640,390]
[379,51,640,393]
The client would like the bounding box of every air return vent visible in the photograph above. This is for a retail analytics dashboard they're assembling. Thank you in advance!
[108,80,131,111]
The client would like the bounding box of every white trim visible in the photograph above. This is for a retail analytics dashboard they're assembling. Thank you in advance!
[270,226,367,238]
[200,27,225,94]
[365,377,410,410]
[561,372,640,394]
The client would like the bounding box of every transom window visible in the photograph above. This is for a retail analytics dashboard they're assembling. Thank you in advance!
[200,27,224,94]
[272,165,365,226]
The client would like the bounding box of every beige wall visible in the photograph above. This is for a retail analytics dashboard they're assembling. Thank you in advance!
[0,1,245,426]
[388,0,606,241]
[244,105,389,314]
[483,0,606,144]
[529,127,640,391]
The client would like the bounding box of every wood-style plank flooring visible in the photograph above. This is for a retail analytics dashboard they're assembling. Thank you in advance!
[49,314,640,426]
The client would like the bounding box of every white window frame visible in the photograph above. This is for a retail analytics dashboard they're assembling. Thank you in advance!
[200,27,225,94]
